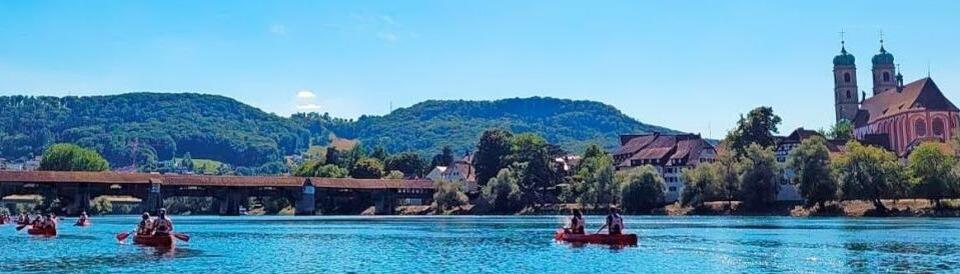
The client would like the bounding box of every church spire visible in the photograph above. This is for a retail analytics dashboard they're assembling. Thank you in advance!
[871,31,896,94]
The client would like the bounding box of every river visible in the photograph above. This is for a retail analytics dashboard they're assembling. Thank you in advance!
[1,216,959,273]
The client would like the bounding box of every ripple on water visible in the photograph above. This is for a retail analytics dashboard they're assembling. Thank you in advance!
[1,216,959,273]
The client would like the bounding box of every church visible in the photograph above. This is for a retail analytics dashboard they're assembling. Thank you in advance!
[832,40,960,156]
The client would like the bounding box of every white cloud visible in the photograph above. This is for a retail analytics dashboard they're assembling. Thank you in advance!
[296,103,322,110]
[296,90,316,99]
[269,24,287,35]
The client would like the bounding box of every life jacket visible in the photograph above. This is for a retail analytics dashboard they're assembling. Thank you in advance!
[137,219,153,235]
[155,217,173,233]
[609,213,624,234]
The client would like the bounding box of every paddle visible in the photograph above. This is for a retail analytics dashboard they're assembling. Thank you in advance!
[16,224,29,231]
[116,231,134,242]
[172,233,190,242]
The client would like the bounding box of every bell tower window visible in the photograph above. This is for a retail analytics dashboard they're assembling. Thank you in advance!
[846,90,851,99]
[883,72,890,82]
[844,73,851,83]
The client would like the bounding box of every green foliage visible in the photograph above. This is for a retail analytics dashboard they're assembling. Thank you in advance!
[482,167,523,212]
[39,143,109,171]
[726,106,782,156]
[509,133,561,207]
[618,165,665,213]
[385,152,426,178]
[384,170,405,179]
[370,146,389,161]
[433,180,468,210]
[473,128,514,186]
[327,97,676,159]
[833,141,907,212]
[680,162,721,207]
[89,196,113,215]
[293,160,348,178]
[431,146,455,167]
[350,157,385,179]
[787,136,838,207]
[738,144,779,208]
[565,146,616,207]
[908,142,958,207]
[0,93,309,167]
[828,119,854,140]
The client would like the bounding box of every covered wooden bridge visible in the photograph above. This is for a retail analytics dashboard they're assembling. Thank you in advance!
[0,171,435,215]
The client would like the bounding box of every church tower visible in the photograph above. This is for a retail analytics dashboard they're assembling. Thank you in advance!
[833,41,859,123]
[871,38,897,94]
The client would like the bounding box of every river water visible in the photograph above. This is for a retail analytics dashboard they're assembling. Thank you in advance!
[1,216,959,273]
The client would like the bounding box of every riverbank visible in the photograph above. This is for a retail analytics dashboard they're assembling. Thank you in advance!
[395,199,960,217]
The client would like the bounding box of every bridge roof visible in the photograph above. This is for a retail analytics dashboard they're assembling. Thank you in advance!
[0,171,435,189]
[0,171,156,184]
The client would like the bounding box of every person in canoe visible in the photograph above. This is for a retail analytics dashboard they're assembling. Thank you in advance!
[30,214,42,227]
[153,208,173,236]
[565,209,585,234]
[76,211,90,226]
[136,212,154,235]
[597,207,624,235]
[41,213,57,231]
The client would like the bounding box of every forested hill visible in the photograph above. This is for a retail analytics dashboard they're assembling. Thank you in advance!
[0,93,308,167]
[0,94,677,168]
[324,97,678,156]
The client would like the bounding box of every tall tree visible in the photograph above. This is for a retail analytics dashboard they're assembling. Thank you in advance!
[787,136,837,207]
[509,133,559,207]
[370,146,389,161]
[908,142,957,208]
[350,157,385,179]
[726,106,782,156]
[833,141,906,212]
[680,162,720,207]
[618,165,666,213]
[385,152,426,178]
[431,145,455,167]
[482,167,523,213]
[738,144,779,209]
[473,128,514,186]
[181,152,194,171]
[39,143,109,171]
[828,119,854,140]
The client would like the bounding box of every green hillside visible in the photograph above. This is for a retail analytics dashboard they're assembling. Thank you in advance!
[0,94,677,167]
[321,97,678,156]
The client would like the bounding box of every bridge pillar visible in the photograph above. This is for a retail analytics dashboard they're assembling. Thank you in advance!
[373,190,396,215]
[295,179,316,215]
[141,179,162,214]
[218,188,244,216]
[67,183,91,216]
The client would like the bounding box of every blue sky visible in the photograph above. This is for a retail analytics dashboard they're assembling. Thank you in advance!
[1,1,958,138]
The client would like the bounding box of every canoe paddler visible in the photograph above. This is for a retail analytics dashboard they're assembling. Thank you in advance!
[153,208,173,236]
[41,213,57,231]
[76,211,89,225]
[597,207,624,235]
[137,212,154,235]
[566,209,585,234]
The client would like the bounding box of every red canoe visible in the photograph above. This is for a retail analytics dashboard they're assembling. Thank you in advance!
[555,230,637,246]
[133,234,174,248]
[27,227,57,236]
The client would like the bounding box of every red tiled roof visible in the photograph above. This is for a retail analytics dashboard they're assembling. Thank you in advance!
[617,133,714,167]
[855,78,959,126]
[161,175,304,187]
[0,170,157,184]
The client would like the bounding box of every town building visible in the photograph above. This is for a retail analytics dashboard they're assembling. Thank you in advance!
[613,133,716,203]
[833,39,960,157]
[425,157,477,191]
